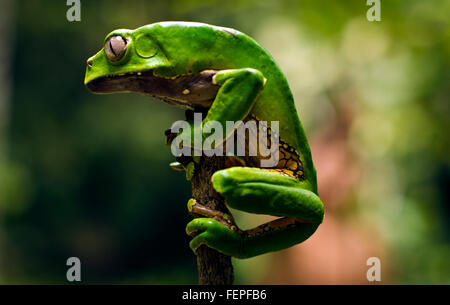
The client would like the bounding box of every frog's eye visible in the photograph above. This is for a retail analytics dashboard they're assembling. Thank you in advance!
[105,35,128,62]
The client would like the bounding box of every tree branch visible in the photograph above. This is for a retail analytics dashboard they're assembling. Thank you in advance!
[190,156,234,285]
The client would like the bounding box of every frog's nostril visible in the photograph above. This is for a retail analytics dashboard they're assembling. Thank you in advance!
[87,58,93,67]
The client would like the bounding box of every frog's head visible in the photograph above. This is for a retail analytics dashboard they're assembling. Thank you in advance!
[84,26,172,92]
[84,23,221,108]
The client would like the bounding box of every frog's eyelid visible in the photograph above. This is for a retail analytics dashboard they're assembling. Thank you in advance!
[104,32,129,45]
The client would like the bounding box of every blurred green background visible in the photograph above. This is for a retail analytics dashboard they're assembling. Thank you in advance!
[0,0,448,284]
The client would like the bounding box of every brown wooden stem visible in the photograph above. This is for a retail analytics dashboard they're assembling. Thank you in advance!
[190,156,234,285]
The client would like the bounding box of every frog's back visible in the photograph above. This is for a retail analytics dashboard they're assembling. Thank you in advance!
[145,22,317,190]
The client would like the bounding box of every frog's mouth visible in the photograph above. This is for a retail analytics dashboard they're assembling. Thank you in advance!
[86,70,219,109]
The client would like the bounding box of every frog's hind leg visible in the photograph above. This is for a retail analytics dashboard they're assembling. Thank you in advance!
[210,166,324,258]
[211,167,324,223]
[185,166,324,258]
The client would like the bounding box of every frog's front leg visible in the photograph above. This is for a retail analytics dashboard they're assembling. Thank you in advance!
[167,68,265,177]
[175,68,266,152]
[186,167,324,258]
[205,68,266,130]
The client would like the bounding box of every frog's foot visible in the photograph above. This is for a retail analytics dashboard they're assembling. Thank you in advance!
[186,199,244,257]
[168,155,197,180]
[164,127,178,146]
[186,217,243,258]
[165,110,197,147]
[165,119,202,165]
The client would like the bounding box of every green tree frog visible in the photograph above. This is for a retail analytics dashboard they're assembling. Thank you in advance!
[85,22,324,259]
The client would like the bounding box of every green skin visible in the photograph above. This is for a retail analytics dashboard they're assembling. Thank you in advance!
[85,22,324,259]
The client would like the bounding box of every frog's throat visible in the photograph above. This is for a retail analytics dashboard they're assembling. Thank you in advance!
[85,70,219,109]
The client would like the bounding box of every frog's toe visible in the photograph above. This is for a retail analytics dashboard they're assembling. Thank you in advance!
[185,218,242,257]
[186,218,217,236]
[186,218,218,254]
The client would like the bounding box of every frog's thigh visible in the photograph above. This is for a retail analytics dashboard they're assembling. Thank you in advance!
[212,167,324,223]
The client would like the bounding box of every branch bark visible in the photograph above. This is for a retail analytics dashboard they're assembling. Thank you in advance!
[190,156,234,285]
